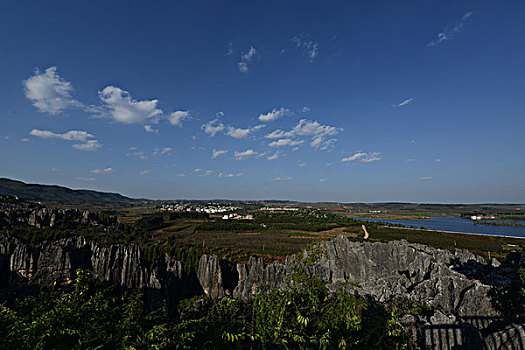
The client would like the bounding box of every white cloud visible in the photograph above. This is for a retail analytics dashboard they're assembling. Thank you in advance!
[99,86,162,124]
[361,152,382,163]
[341,152,382,163]
[393,98,414,108]
[226,126,252,139]
[144,125,158,133]
[341,153,367,162]
[30,129,101,151]
[193,168,202,173]
[258,107,290,122]
[420,176,433,180]
[212,149,228,159]
[90,167,115,175]
[267,153,279,161]
[138,170,151,176]
[428,11,473,47]
[198,170,213,177]
[238,62,248,74]
[297,161,306,167]
[242,47,256,61]
[226,42,234,56]
[325,162,332,167]
[272,176,293,181]
[175,173,186,177]
[77,177,95,181]
[265,129,288,139]
[319,178,327,183]
[218,172,243,178]
[269,138,304,147]
[167,111,190,127]
[152,147,172,156]
[238,46,257,74]
[436,158,441,163]
[292,35,319,61]
[266,119,341,149]
[407,158,414,162]
[203,118,265,139]
[127,149,147,160]
[20,138,30,142]
[201,118,225,136]
[234,149,260,160]
[72,140,101,151]
[24,67,83,115]
[30,129,94,142]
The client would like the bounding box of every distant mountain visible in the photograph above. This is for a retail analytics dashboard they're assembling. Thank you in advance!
[0,178,138,205]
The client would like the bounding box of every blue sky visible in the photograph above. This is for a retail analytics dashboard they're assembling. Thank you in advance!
[1,0,524,203]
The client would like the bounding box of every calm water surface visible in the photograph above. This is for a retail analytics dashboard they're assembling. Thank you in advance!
[348,216,525,238]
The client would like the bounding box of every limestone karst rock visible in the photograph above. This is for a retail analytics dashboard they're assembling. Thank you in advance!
[1,233,523,348]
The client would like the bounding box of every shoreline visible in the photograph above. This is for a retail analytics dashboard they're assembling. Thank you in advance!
[351,217,525,239]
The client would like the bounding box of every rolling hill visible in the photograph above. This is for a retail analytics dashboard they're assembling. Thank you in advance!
[0,178,138,205]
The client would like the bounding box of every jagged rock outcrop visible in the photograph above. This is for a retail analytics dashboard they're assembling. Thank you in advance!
[1,233,524,348]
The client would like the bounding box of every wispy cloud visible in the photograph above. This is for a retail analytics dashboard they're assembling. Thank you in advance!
[267,153,279,161]
[201,118,225,136]
[238,46,257,73]
[152,147,173,156]
[292,34,319,61]
[272,175,293,181]
[127,148,148,160]
[420,176,433,180]
[226,126,252,139]
[72,140,101,151]
[269,139,304,147]
[265,119,342,150]
[341,152,382,163]
[226,42,234,56]
[202,115,264,139]
[90,167,115,175]
[77,177,95,181]
[297,161,306,167]
[258,107,291,122]
[144,125,158,133]
[218,172,243,178]
[30,129,94,142]
[138,170,151,176]
[393,98,414,108]
[234,149,260,160]
[428,11,473,47]
[198,170,213,177]
[30,129,101,151]
[175,173,186,177]
[23,67,88,115]
[212,149,228,159]
[319,178,327,183]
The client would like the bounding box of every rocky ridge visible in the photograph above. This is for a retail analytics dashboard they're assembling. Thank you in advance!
[1,233,523,348]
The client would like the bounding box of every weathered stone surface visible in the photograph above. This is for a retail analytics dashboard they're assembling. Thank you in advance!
[198,254,225,298]
[1,233,523,349]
